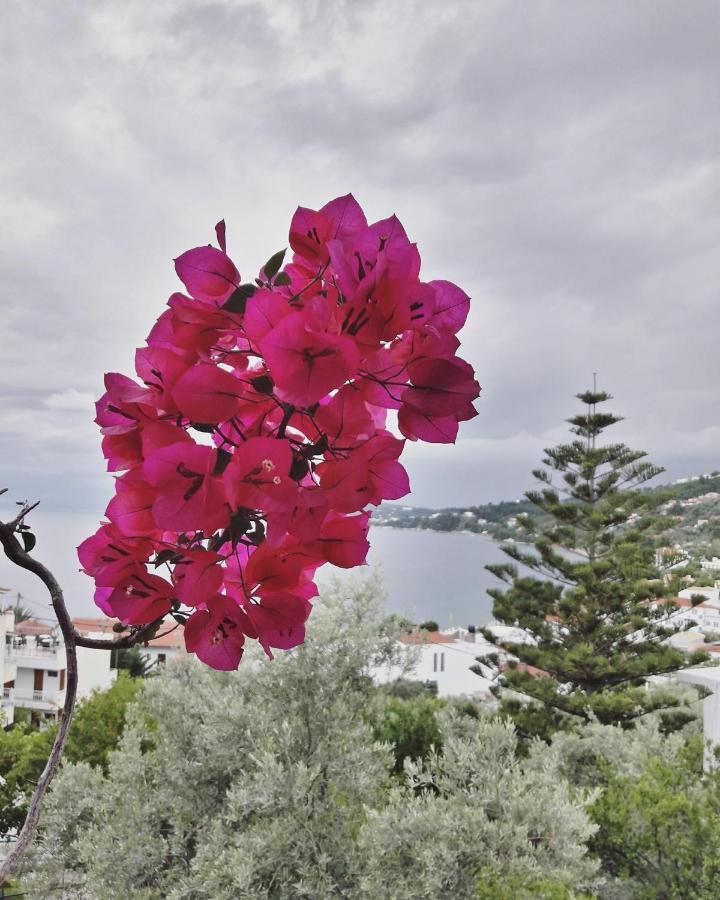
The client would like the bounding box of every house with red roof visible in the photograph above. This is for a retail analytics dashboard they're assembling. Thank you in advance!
[371,629,497,698]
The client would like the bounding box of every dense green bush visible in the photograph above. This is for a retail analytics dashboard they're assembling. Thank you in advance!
[0,673,141,833]
[24,577,597,899]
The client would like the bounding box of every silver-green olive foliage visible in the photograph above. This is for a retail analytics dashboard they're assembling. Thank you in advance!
[26,574,597,899]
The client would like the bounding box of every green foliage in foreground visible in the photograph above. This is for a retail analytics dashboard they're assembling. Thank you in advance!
[114,645,154,678]
[371,693,444,773]
[63,672,144,770]
[8,577,718,899]
[476,870,594,899]
[0,724,55,834]
[24,576,597,899]
[590,736,720,899]
[0,673,141,833]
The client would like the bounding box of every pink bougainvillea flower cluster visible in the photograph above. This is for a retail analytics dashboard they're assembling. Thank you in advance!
[79,195,480,670]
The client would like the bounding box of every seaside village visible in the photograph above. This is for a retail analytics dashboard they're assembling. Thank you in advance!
[3,559,720,752]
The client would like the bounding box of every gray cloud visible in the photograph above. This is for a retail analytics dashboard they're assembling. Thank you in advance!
[0,0,718,520]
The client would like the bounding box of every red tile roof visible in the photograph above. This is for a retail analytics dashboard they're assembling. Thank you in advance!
[654,597,694,608]
[500,661,548,678]
[146,627,184,650]
[14,618,57,636]
[72,617,116,635]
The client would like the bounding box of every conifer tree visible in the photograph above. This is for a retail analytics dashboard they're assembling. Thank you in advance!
[478,389,706,738]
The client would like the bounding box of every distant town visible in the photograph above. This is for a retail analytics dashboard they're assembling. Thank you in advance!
[374,471,720,558]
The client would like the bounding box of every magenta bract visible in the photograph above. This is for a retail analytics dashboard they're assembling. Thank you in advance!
[80,194,480,669]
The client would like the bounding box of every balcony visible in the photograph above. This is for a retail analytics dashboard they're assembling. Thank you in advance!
[1,687,13,707]
[9,644,66,669]
[11,688,65,711]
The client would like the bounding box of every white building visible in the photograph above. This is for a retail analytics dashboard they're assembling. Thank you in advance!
[371,630,497,698]
[649,583,720,636]
[678,583,720,605]
[4,617,115,725]
[1,610,17,726]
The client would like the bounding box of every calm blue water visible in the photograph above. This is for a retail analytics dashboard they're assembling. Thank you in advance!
[0,507,507,628]
[361,526,502,627]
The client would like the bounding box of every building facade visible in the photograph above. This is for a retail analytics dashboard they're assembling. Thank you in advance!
[371,629,497,698]
[2,616,115,726]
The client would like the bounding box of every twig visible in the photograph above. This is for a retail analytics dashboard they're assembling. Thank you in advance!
[276,404,296,439]
[73,619,166,650]
[0,516,78,883]
[9,500,41,531]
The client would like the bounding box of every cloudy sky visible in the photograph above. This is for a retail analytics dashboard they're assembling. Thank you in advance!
[1,0,718,525]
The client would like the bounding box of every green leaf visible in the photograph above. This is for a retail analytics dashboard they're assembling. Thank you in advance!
[263,248,287,280]
[207,528,230,552]
[250,374,274,395]
[153,549,182,568]
[289,457,309,481]
[221,283,256,314]
[136,620,163,643]
[229,511,252,547]
[274,272,292,286]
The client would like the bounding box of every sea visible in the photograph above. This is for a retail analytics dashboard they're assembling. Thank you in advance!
[0,507,507,629]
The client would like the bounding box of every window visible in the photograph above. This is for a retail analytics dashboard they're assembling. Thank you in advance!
[47,670,58,678]
[440,652,445,672]
[59,670,66,690]
[433,652,437,672]
[157,654,166,665]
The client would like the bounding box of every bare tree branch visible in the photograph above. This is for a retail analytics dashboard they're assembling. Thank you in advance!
[0,512,78,883]
[0,495,176,877]
[74,619,166,650]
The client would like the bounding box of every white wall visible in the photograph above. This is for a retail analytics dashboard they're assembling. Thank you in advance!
[372,639,494,698]
[676,667,720,771]
[679,585,720,604]
[76,645,115,698]
[15,667,37,693]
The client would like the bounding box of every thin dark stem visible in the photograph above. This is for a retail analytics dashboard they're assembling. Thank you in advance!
[9,500,40,530]
[276,404,296,439]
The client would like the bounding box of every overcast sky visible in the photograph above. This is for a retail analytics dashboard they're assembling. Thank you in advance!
[1,0,718,524]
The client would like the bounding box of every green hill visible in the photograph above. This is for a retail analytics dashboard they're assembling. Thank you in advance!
[374,472,720,555]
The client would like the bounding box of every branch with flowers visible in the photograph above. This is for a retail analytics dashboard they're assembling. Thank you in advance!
[0,194,480,879]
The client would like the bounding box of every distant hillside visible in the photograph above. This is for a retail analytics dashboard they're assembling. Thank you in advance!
[374,472,720,555]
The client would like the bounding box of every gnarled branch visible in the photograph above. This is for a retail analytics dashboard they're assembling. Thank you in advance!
[0,506,78,883]
[0,498,173,880]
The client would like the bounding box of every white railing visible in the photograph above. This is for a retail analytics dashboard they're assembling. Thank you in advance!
[8,645,64,660]
[12,689,64,707]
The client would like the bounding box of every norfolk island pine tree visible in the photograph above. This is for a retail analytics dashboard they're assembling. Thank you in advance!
[475,389,708,740]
